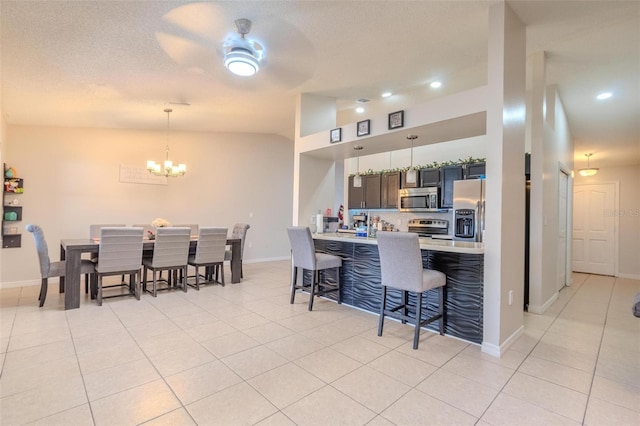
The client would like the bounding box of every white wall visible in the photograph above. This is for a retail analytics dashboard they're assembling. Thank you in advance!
[574,165,640,279]
[1,125,294,287]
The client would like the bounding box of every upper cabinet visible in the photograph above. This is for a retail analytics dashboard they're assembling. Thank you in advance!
[349,174,381,210]
[400,170,420,188]
[440,165,463,209]
[381,172,400,209]
[419,168,440,187]
[464,162,486,179]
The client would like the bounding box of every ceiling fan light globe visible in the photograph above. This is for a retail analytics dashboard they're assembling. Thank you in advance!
[579,168,599,177]
[225,49,259,76]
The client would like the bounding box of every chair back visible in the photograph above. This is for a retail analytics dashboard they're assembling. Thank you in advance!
[287,226,317,271]
[96,227,144,274]
[25,224,51,277]
[173,224,199,238]
[150,227,191,268]
[376,231,424,292]
[193,227,227,264]
[90,224,126,239]
[230,223,251,258]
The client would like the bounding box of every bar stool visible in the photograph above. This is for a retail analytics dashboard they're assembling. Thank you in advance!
[287,226,342,311]
[376,231,446,350]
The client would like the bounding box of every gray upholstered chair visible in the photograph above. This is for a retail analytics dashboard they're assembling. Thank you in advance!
[187,227,227,290]
[287,226,342,311]
[224,223,250,279]
[142,227,191,297]
[26,224,96,308]
[94,227,144,306]
[376,231,447,350]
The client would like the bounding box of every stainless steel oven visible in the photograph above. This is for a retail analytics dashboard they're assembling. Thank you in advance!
[398,187,446,212]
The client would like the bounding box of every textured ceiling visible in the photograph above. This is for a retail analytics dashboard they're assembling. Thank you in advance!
[1,1,638,167]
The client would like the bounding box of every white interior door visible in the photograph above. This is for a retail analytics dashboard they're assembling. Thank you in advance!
[557,171,568,290]
[572,183,615,275]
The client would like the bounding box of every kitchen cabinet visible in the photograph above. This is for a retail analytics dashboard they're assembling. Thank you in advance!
[419,168,440,187]
[464,162,486,179]
[381,171,400,209]
[348,174,381,209]
[400,170,420,188]
[440,165,463,209]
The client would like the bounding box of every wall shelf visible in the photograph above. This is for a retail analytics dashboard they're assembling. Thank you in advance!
[3,164,24,248]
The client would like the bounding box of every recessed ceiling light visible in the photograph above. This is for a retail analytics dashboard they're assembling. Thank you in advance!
[381,92,392,98]
[430,81,442,89]
[355,107,365,113]
[596,92,612,100]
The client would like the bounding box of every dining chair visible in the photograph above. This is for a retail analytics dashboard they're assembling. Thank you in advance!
[142,227,191,297]
[187,227,227,290]
[224,223,250,279]
[26,224,96,308]
[173,224,199,238]
[287,226,342,311]
[94,227,144,306]
[376,231,447,350]
[87,224,125,295]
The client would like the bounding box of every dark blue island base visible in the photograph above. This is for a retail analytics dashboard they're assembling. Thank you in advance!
[307,238,484,344]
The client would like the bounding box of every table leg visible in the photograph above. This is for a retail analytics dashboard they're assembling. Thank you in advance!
[64,248,81,310]
[230,240,241,284]
[59,243,67,293]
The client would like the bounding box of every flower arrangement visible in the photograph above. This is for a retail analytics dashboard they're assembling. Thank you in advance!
[148,218,171,240]
[151,218,171,228]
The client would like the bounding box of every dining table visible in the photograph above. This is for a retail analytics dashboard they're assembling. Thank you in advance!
[59,237,242,310]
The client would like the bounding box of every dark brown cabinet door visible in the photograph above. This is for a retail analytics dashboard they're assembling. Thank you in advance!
[440,165,463,208]
[348,175,365,209]
[363,174,381,209]
[464,162,486,179]
[419,168,440,187]
[381,172,400,209]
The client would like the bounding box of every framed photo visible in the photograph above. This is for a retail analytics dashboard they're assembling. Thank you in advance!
[330,128,342,143]
[356,119,370,137]
[388,110,404,130]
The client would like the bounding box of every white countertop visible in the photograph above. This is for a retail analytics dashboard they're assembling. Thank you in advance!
[313,232,484,254]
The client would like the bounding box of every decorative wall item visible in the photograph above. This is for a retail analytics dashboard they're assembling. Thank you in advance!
[330,127,342,143]
[356,119,370,137]
[388,110,404,130]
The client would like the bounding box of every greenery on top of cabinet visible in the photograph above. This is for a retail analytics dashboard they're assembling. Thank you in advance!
[349,157,486,177]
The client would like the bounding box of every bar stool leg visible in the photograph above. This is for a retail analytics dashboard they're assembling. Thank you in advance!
[308,270,318,311]
[377,285,387,336]
[290,266,298,304]
[439,286,446,335]
[402,290,408,324]
[413,292,423,350]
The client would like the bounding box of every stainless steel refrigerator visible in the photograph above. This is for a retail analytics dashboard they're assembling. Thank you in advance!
[452,179,485,242]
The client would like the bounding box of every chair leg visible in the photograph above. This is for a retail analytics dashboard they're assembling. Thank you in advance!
[182,267,188,292]
[97,276,103,306]
[439,286,446,336]
[290,266,298,304]
[402,291,408,324]
[336,267,341,304]
[195,265,200,290]
[135,271,141,301]
[377,285,387,336]
[413,292,423,350]
[85,274,89,294]
[219,263,225,286]
[142,266,148,292]
[152,270,158,297]
[39,278,48,307]
[308,270,318,311]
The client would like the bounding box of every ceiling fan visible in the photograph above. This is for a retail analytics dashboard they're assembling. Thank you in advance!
[222,18,264,77]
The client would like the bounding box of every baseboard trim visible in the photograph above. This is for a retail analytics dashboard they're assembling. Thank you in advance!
[617,272,640,280]
[528,291,559,314]
[481,324,525,358]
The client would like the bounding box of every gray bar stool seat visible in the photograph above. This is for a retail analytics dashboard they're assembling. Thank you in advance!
[376,231,447,350]
[287,226,342,311]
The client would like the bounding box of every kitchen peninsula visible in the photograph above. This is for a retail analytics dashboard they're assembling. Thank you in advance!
[311,233,484,344]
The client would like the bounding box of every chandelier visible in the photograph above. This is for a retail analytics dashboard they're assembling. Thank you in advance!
[146,108,186,177]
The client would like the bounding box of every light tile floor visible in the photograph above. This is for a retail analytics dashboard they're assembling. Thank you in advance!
[1,262,638,425]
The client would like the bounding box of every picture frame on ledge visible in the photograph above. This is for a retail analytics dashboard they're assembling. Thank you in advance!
[356,119,370,137]
[330,128,342,143]
[388,110,404,130]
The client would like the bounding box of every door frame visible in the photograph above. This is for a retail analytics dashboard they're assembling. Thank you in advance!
[572,180,619,277]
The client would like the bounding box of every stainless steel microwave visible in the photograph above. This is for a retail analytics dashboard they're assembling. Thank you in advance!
[398,187,447,212]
